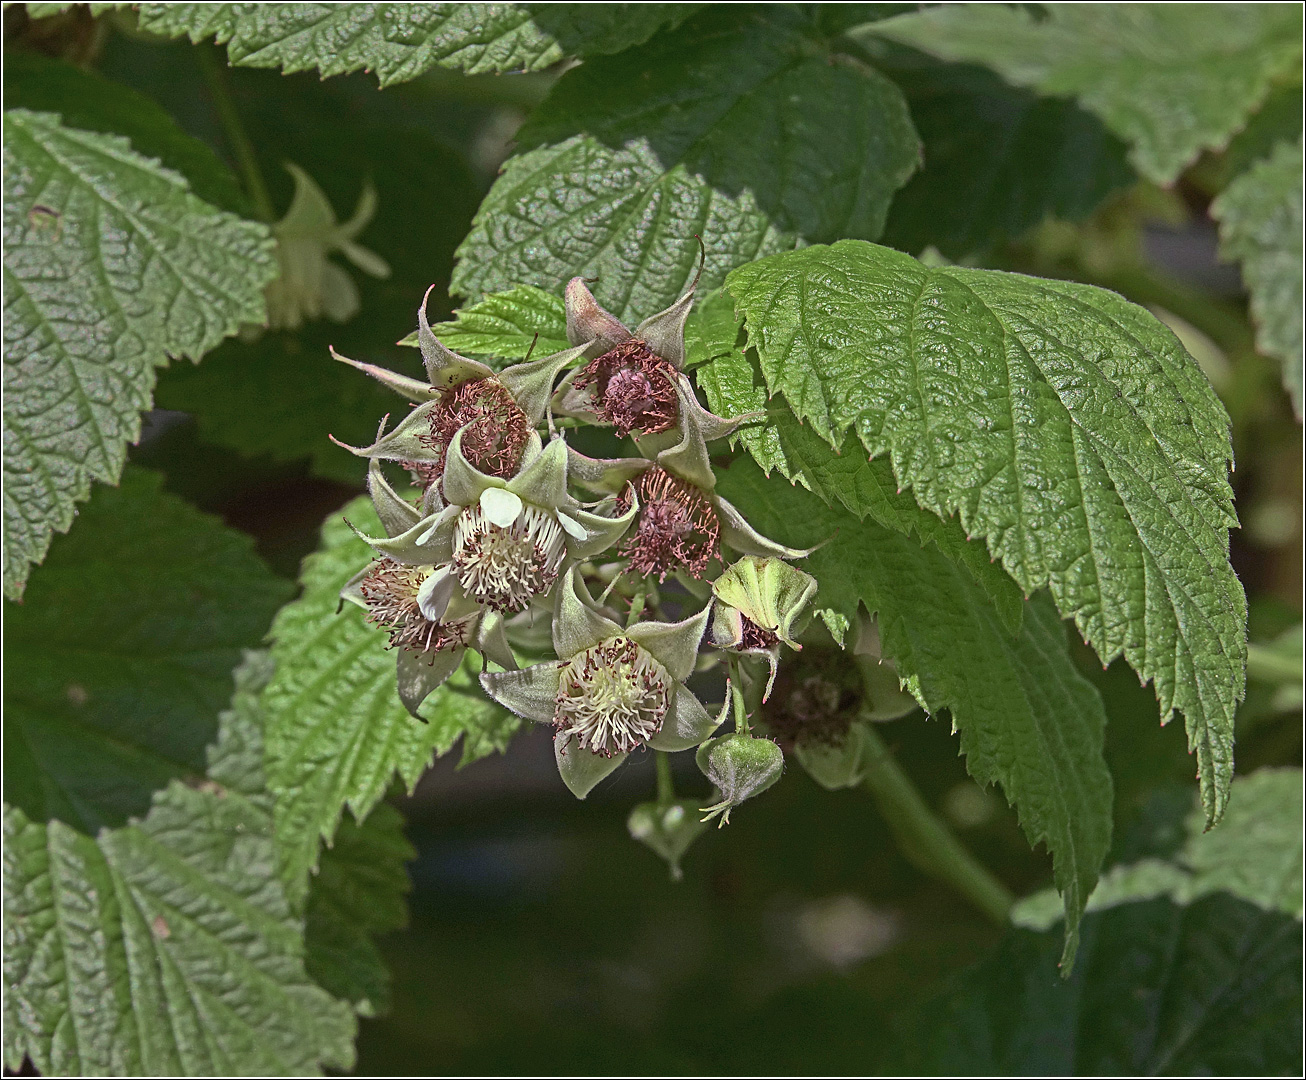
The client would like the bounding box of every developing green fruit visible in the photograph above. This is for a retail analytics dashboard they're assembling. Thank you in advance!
[696,732,784,826]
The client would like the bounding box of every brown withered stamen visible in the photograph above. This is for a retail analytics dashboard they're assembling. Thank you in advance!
[738,615,779,652]
[574,340,679,437]
[766,674,854,749]
[358,560,473,655]
[620,466,720,580]
[419,378,530,486]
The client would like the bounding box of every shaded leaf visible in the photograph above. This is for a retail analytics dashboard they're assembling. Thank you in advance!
[872,42,1134,257]
[2,650,358,1076]
[305,803,413,1017]
[897,894,1301,1076]
[452,6,919,321]
[725,240,1244,826]
[716,456,1113,968]
[865,3,1303,183]
[135,2,703,82]
[3,108,275,598]
[1211,138,1304,418]
[3,467,292,833]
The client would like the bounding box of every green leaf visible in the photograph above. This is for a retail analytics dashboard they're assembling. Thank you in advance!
[897,894,1301,1075]
[907,769,1304,1074]
[452,6,919,321]
[863,3,1303,184]
[153,105,481,484]
[411,284,569,362]
[2,52,251,216]
[305,802,413,1018]
[1015,767,1304,930]
[871,43,1134,257]
[716,456,1113,969]
[1211,139,1304,418]
[2,651,358,1075]
[134,2,704,82]
[695,335,1024,635]
[3,467,293,834]
[3,108,276,599]
[725,240,1245,828]
[262,495,519,903]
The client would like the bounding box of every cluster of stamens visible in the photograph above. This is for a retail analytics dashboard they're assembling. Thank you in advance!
[574,340,679,437]
[620,466,720,580]
[554,637,671,755]
[420,378,530,483]
[765,673,855,749]
[358,560,474,654]
[451,502,566,612]
[738,615,779,651]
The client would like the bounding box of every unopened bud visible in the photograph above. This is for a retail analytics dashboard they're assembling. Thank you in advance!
[696,732,784,826]
[627,799,709,880]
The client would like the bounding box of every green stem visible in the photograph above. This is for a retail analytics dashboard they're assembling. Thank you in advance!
[857,721,1014,925]
[728,659,750,735]
[625,585,647,628]
[655,751,675,808]
[196,44,276,223]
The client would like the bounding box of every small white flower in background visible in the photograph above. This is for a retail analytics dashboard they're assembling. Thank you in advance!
[265,162,390,331]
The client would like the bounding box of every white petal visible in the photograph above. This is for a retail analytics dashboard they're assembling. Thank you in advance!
[480,487,523,527]
[555,510,588,541]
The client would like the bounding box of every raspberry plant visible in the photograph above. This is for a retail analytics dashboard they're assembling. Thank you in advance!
[3,4,1302,1076]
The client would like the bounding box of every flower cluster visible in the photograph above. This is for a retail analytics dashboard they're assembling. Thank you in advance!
[335,254,820,875]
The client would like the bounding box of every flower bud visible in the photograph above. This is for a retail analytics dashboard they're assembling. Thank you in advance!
[696,732,784,826]
[627,799,709,880]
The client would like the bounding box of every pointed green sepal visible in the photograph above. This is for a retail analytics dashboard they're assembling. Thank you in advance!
[715,494,819,561]
[553,567,623,660]
[498,345,589,424]
[332,399,444,463]
[331,345,436,402]
[350,504,458,565]
[566,444,654,494]
[475,611,520,672]
[634,284,696,369]
[368,457,423,538]
[627,799,709,881]
[506,435,571,511]
[563,494,640,561]
[625,599,712,681]
[479,662,564,724]
[647,684,727,752]
[418,284,496,388]
[564,276,632,356]
[555,731,629,798]
[339,563,373,611]
[397,644,467,717]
